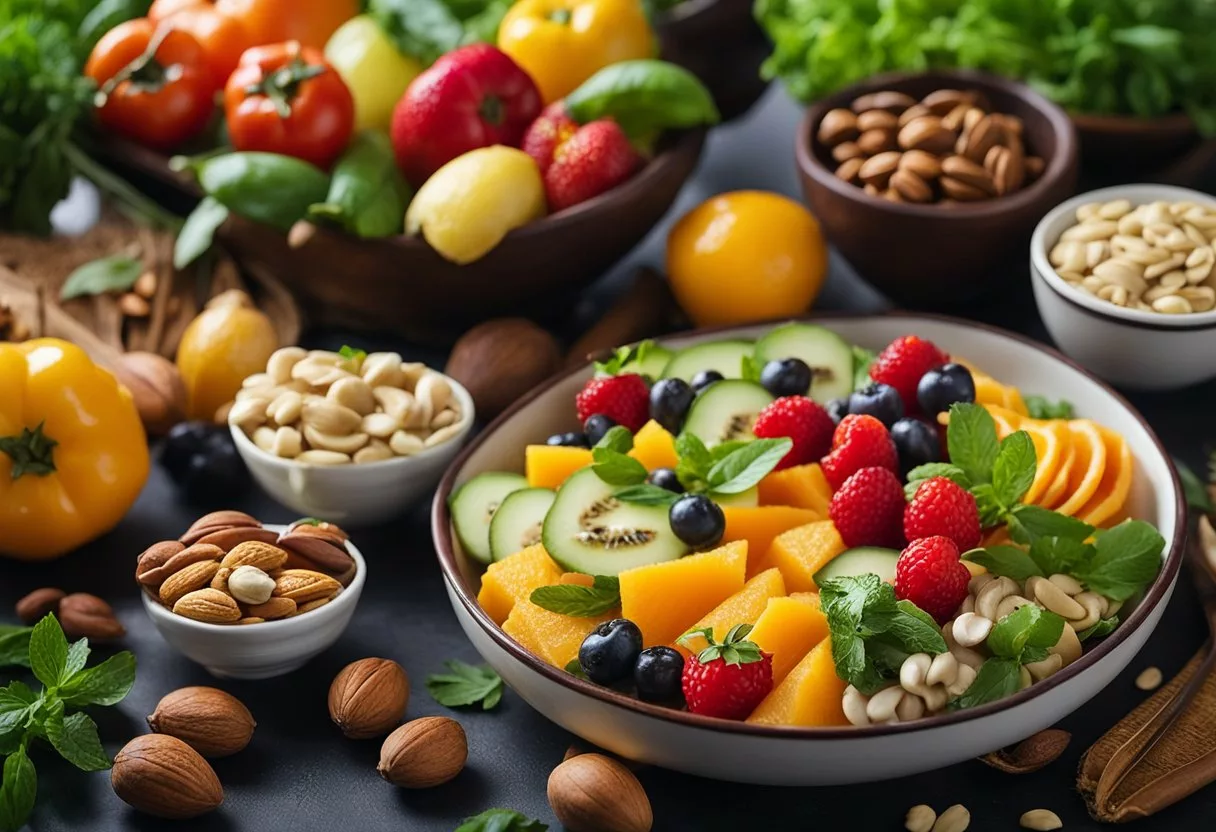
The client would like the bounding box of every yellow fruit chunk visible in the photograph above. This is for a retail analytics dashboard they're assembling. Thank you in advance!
[628,420,678,471]
[767,521,847,593]
[525,445,592,489]
[749,592,829,685]
[1078,426,1133,527]
[675,568,786,656]
[1056,420,1107,516]
[559,573,595,587]
[477,544,563,625]
[502,600,614,669]
[722,506,821,577]
[746,639,848,726]
[758,463,832,515]
[619,541,747,647]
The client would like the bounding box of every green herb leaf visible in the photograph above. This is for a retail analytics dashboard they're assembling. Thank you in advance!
[904,462,971,500]
[368,0,467,64]
[885,601,948,654]
[852,346,877,391]
[740,354,764,384]
[174,196,229,269]
[613,484,681,507]
[455,808,548,832]
[1176,458,1213,512]
[971,483,1006,528]
[338,345,366,361]
[1024,395,1075,420]
[57,652,137,708]
[678,623,763,665]
[1078,617,1120,642]
[63,638,89,681]
[1028,537,1093,576]
[46,711,109,772]
[426,660,504,711]
[1076,520,1164,602]
[0,747,36,832]
[0,628,31,669]
[992,430,1037,508]
[565,60,720,141]
[709,440,750,463]
[987,604,1039,658]
[963,546,1043,581]
[563,659,588,681]
[946,403,1000,485]
[593,341,653,376]
[706,438,792,495]
[674,432,712,479]
[60,255,142,301]
[28,614,68,689]
[529,576,621,618]
[949,657,1021,710]
[0,684,32,736]
[590,448,648,486]
[594,425,634,454]
[1007,504,1094,545]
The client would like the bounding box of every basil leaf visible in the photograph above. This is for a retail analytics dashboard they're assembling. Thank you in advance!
[946,403,1000,485]
[28,615,68,689]
[565,60,720,140]
[613,484,680,507]
[949,657,1021,710]
[46,711,110,772]
[57,652,137,708]
[0,747,36,832]
[426,660,504,711]
[60,255,142,301]
[706,438,792,494]
[174,196,229,269]
[590,448,647,486]
[1076,520,1164,602]
[1008,504,1094,545]
[1025,608,1066,650]
[992,430,1037,508]
[963,546,1043,581]
[594,425,633,453]
[529,576,621,618]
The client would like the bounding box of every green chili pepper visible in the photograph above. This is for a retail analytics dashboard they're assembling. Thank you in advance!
[307,130,412,238]
[194,152,331,231]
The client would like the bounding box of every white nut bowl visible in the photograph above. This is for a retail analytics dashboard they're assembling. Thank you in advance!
[432,314,1184,786]
[142,525,366,679]
[1031,183,1216,390]
[231,378,475,526]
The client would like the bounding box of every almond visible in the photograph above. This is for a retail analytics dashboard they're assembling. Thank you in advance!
[15,587,65,623]
[941,155,997,195]
[329,658,411,739]
[547,753,653,832]
[851,90,917,114]
[835,157,865,184]
[275,532,354,575]
[994,138,1026,195]
[148,687,256,758]
[59,593,125,642]
[179,511,260,546]
[160,560,222,607]
[211,567,232,593]
[961,114,1002,163]
[139,544,224,589]
[285,519,350,542]
[831,141,864,163]
[816,108,859,146]
[922,88,977,115]
[111,734,223,819]
[222,541,289,572]
[980,728,1070,774]
[245,597,296,619]
[941,176,991,202]
[940,102,971,132]
[858,151,902,188]
[856,109,898,132]
[173,589,241,624]
[135,541,185,586]
[897,104,932,126]
[856,127,897,155]
[890,169,933,203]
[295,595,337,614]
[897,116,954,154]
[378,717,467,788]
[194,526,279,552]
[899,149,942,180]
[273,570,342,603]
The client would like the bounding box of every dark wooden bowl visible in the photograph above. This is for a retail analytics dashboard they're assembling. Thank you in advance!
[1070,112,1202,183]
[796,70,1079,309]
[657,0,771,122]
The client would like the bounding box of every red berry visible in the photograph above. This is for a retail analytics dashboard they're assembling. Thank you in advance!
[752,396,835,470]
[575,374,650,431]
[829,467,906,549]
[904,477,982,552]
[894,536,971,624]
[821,414,898,490]
[678,625,773,720]
[870,335,949,413]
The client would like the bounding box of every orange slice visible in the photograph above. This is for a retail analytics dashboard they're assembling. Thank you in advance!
[973,373,1012,412]
[1078,426,1133,527]
[1037,422,1076,509]
[1005,386,1029,417]
[983,404,1023,437]
[1055,420,1107,516]
[1019,420,1063,505]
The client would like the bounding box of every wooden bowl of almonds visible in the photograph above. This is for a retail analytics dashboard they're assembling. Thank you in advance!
[1031,183,1216,390]
[796,70,1079,307]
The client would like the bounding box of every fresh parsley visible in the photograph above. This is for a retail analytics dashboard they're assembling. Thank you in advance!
[426,660,504,711]
[455,808,548,832]
[1024,395,1075,421]
[529,576,621,617]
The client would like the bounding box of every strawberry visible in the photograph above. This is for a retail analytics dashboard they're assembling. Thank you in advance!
[678,623,773,720]
[869,335,949,413]
[829,467,906,549]
[904,477,981,552]
[894,535,971,624]
[820,414,898,490]
[752,396,835,470]
[575,373,650,431]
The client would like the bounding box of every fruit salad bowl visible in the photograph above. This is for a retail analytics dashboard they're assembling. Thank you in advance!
[432,314,1183,785]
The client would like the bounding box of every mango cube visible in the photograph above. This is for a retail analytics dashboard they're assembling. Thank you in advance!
[477,544,563,625]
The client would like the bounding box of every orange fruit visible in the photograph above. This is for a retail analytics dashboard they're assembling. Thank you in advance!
[666,191,828,327]
[1055,420,1107,516]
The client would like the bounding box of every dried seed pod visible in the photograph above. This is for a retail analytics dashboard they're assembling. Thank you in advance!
[329,658,410,739]
[547,753,653,832]
[378,717,467,788]
[981,729,1071,774]
[16,587,65,623]
[147,687,256,757]
[111,734,223,819]
[58,593,126,642]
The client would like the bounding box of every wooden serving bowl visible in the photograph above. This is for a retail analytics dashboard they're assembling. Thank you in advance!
[796,70,1079,308]
[1071,112,1201,182]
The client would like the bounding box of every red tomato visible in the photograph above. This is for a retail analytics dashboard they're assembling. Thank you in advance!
[84,19,218,150]
[224,42,355,168]
[148,0,252,85]
[215,0,358,49]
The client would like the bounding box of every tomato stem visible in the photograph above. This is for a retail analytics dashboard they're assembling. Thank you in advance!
[96,26,176,104]
[0,422,58,480]
[244,47,328,120]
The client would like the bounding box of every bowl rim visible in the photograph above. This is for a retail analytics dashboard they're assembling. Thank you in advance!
[142,524,367,634]
[1030,183,1216,331]
[796,69,1079,220]
[431,311,1185,739]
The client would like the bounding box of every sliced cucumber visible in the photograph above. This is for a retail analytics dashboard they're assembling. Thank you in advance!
[488,487,556,561]
[622,345,673,379]
[449,472,528,564]
[542,468,689,574]
[813,546,900,586]
[754,323,854,404]
[661,339,754,381]
[682,380,773,447]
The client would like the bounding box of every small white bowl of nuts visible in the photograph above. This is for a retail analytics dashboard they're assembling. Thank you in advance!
[1031,184,1216,390]
[228,347,475,525]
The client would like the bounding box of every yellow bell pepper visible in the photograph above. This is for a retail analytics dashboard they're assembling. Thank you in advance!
[498,0,656,104]
[0,339,150,561]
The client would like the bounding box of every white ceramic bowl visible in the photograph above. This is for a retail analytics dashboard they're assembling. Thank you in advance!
[142,526,366,679]
[1031,183,1216,390]
[231,379,475,526]
[432,314,1184,785]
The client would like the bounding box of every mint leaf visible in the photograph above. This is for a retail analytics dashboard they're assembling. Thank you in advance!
[0,628,31,669]
[1028,537,1092,575]
[60,254,142,300]
[992,430,1037,507]
[949,657,1021,710]
[590,448,647,486]
[530,576,621,617]
[426,661,504,711]
[740,354,763,383]
[455,808,548,832]
[1078,617,1119,642]
[963,546,1043,581]
[46,711,110,772]
[0,747,36,832]
[885,601,948,653]
[1076,520,1164,602]
[57,653,137,708]
[594,341,652,376]
[595,425,633,453]
[1008,504,1094,544]
[971,483,1006,527]
[987,604,1042,658]
[709,440,750,463]
[1024,395,1074,420]
[904,463,970,500]
[0,684,32,736]
[613,484,680,507]
[28,615,68,689]
[706,438,792,495]
[563,659,589,681]
[946,403,1000,485]
[1175,458,1213,512]
[63,639,89,681]
[852,346,876,390]
[675,432,712,479]
[1025,609,1066,649]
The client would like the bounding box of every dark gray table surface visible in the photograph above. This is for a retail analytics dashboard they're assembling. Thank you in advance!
[5,87,1216,831]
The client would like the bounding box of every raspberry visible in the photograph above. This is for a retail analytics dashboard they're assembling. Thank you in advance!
[829,467,906,549]
[894,536,971,624]
[904,477,981,552]
[869,335,949,413]
[752,396,835,470]
[575,374,650,431]
[820,414,898,490]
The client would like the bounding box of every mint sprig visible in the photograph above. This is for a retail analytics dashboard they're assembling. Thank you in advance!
[0,628,31,670]
[426,660,503,711]
[594,341,654,377]
[1078,617,1119,642]
[950,604,1064,711]
[1024,395,1075,420]
[455,808,548,832]
[530,576,621,617]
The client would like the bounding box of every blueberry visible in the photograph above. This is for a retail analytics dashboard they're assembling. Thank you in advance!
[578,618,643,685]
[890,417,942,477]
[826,397,849,424]
[164,428,250,506]
[690,370,724,394]
[848,382,904,427]
[649,378,694,434]
[646,467,684,493]
[669,494,725,548]
[161,421,220,480]
[916,363,976,416]
[760,358,812,398]
[634,646,685,703]
[547,432,589,447]
[583,414,617,446]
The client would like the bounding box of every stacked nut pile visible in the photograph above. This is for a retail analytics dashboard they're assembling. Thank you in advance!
[816,88,1045,204]
[842,571,1118,725]
[1050,198,1216,314]
[136,511,356,624]
[229,347,465,465]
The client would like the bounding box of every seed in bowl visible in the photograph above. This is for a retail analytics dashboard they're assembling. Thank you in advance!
[816,88,1045,204]
[1050,198,1216,314]
[229,347,465,464]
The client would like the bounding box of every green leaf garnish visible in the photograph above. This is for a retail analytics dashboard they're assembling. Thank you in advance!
[945,402,1000,486]
[455,808,548,832]
[706,438,792,495]
[590,448,648,486]
[59,255,142,301]
[1024,395,1075,420]
[594,425,634,453]
[949,657,1022,710]
[592,341,653,377]
[529,576,621,618]
[904,462,971,500]
[426,660,504,711]
[852,346,877,391]
[963,546,1043,581]
[992,430,1037,508]
[678,623,763,666]
[613,484,681,507]
[1075,520,1164,602]
[1176,458,1213,512]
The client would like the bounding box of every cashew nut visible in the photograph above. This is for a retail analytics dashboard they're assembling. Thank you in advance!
[361,352,404,388]
[1071,591,1105,631]
[354,440,394,465]
[251,425,276,452]
[415,372,452,415]
[1050,623,1082,666]
[389,430,425,456]
[229,396,270,432]
[900,653,932,691]
[945,662,976,697]
[952,613,992,648]
[374,386,415,424]
[425,424,464,447]
[1048,573,1083,596]
[271,426,302,458]
[266,347,307,384]
[996,594,1035,622]
[362,412,402,439]
[303,425,369,455]
[926,651,959,688]
[976,576,1018,621]
[895,691,925,722]
[301,400,362,435]
[328,376,376,416]
[267,391,303,426]
[866,685,905,722]
[1031,578,1086,620]
[842,685,870,726]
